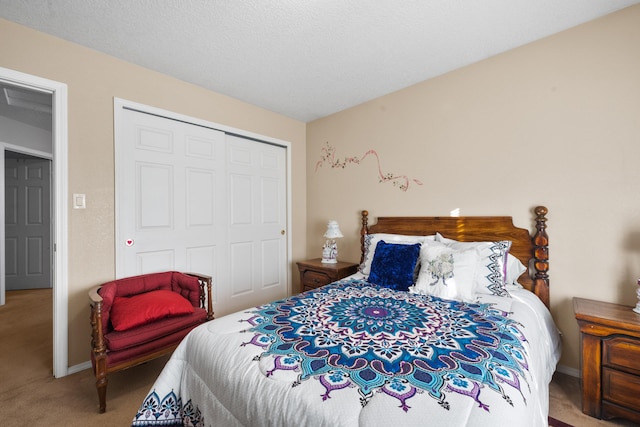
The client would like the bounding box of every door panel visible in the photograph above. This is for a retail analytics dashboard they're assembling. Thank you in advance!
[230,241,253,296]
[138,162,173,229]
[261,238,282,287]
[5,183,17,277]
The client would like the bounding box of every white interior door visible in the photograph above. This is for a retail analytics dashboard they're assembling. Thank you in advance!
[4,155,51,290]
[225,135,287,313]
[116,104,288,315]
[117,108,226,280]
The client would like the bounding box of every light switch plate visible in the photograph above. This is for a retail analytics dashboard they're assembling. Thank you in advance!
[73,193,86,209]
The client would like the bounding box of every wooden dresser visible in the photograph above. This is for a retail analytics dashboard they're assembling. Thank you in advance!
[573,297,640,424]
[296,258,358,293]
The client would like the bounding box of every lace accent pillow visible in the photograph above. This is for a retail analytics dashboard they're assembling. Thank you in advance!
[410,240,479,301]
[436,233,512,298]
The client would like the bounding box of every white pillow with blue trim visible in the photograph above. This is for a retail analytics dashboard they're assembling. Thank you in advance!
[435,233,512,298]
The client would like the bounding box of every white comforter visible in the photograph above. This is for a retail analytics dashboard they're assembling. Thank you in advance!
[132,279,561,427]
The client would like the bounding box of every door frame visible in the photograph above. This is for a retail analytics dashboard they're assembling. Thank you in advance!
[113,98,293,295]
[0,67,69,378]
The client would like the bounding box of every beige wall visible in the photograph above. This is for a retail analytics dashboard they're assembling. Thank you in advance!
[307,5,640,372]
[2,4,639,373]
[0,19,307,366]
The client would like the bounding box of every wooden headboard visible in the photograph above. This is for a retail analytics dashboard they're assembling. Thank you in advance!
[360,206,550,308]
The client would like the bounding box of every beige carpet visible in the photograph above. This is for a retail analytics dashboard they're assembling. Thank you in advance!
[0,288,168,427]
[1,289,637,427]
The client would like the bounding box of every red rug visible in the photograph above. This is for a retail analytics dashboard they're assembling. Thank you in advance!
[548,416,573,427]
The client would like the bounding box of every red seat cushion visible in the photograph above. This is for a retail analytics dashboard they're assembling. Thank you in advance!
[110,289,195,331]
[105,307,207,351]
[104,324,200,368]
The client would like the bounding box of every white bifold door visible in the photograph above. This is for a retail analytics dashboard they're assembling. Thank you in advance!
[116,106,288,316]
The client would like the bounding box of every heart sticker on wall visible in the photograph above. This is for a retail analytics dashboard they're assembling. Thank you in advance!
[125,239,134,247]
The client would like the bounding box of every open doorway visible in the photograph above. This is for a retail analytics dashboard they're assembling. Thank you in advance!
[1,83,53,380]
[0,67,69,378]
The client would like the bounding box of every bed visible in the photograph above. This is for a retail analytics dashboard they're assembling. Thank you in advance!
[132,206,561,427]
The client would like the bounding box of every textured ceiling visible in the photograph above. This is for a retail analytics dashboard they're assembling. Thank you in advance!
[1,0,639,122]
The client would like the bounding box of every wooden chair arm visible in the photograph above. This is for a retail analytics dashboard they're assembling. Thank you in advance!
[184,272,214,320]
[89,285,103,306]
[89,285,107,366]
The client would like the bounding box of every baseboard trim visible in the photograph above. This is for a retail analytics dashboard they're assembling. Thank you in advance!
[555,364,579,378]
[67,360,92,375]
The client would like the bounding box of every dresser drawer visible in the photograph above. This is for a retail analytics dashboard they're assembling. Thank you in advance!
[602,367,640,408]
[301,270,332,290]
[603,336,640,374]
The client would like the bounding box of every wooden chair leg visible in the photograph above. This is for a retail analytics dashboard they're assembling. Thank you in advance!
[94,355,108,413]
[96,376,107,413]
[91,300,109,413]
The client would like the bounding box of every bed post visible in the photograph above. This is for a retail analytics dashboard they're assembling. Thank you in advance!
[532,206,550,308]
[360,210,369,265]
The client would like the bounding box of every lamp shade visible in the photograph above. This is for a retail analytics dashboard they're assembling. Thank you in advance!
[323,220,343,239]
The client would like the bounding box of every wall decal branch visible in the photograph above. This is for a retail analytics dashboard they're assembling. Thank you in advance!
[315,142,423,192]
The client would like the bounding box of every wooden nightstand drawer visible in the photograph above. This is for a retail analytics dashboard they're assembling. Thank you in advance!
[301,270,332,290]
[296,259,359,293]
[603,336,640,374]
[603,367,640,408]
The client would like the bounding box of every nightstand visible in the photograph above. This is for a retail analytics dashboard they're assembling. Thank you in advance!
[296,258,358,293]
[573,297,640,424]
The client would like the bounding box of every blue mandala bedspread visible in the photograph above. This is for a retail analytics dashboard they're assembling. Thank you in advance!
[132,278,560,427]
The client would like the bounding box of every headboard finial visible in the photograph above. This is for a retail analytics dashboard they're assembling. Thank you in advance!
[535,205,548,219]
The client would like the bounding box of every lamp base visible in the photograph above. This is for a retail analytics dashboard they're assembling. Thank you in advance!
[322,239,338,264]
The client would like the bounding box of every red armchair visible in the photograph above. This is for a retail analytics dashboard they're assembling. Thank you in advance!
[89,271,214,413]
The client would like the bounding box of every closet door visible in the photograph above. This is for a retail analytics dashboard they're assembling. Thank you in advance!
[116,105,288,315]
[117,109,226,284]
[225,135,287,313]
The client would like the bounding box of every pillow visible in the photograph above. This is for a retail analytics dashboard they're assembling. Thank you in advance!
[360,233,435,276]
[505,254,527,287]
[409,240,480,301]
[435,233,512,297]
[110,290,195,331]
[367,241,421,291]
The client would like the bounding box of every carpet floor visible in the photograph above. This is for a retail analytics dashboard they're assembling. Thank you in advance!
[1,289,638,426]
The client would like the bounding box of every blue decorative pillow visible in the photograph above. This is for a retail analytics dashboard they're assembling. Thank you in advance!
[367,240,421,291]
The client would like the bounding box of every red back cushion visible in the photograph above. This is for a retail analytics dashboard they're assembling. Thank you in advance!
[98,271,204,332]
[170,272,201,306]
[110,289,194,332]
